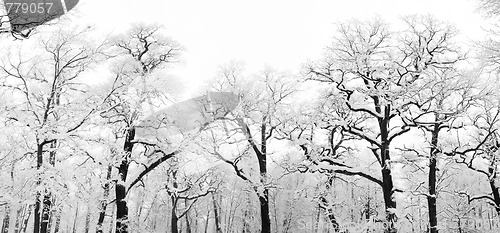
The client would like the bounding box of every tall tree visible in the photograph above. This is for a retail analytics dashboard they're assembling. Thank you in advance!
[100,23,182,233]
[0,26,111,233]
[304,17,463,233]
[203,64,296,233]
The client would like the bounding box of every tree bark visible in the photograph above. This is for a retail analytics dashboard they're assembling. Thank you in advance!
[211,193,222,233]
[378,113,397,233]
[258,119,271,233]
[116,127,135,233]
[171,207,178,233]
[34,143,43,233]
[21,205,32,233]
[41,193,52,233]
[319,196,340,232]
[96,164,112,233]
[428,123,439,233]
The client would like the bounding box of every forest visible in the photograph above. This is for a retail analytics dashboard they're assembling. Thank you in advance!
[2,0,500,233]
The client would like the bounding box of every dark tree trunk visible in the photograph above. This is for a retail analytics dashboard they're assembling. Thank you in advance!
[258,119,271,233]
[428,123,439,233]
[115,184,128,233]
[170,175,180,233]
[34,143,43,233]
[488,166,500,218]
[378,108,397,233]
[381,162,397,232]
[96,164,113,233]
[171,207,178,233]
[116,127,135,233]
[258,192,271,233]
[41,193,52,233]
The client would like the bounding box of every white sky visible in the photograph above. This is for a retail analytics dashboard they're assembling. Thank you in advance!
[55,0,493,97]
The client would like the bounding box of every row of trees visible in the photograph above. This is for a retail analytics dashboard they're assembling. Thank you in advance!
[1,9,500,233]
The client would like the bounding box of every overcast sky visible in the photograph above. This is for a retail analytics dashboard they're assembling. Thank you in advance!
[65,0,491,96]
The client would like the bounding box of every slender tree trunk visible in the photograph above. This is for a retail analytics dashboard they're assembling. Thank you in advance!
[171,206,178,233]
[85,209,91,233]
[428,123,439,233]
[170,172,179,233]
[34,143,44,233]
[319,196,340,232]
[211,193,222,233]
[96,164,113,233]
[14,205,23,233]
[21,206,31,233]
[185,207,192,233]
[73,205,79,233]
[314,204,321,233]
[41,141,57,233]
[489,178,500,217]
[203,208,209,233]
[1,205,10,233]
[54,208,61,233]
[116,127,135,233]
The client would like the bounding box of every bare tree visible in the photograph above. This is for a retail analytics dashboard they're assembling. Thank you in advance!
[303,16,463,233]
[202,65,296,233]
[0,26,111,233]
[163,160,218,233]
[99,23,182,233]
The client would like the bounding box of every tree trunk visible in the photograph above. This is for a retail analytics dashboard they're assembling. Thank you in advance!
[211,193,222,233]
[428,123,439,233]
[96,164,112,233]
[319,196,340,232]
[73,205,79,233]
[171,208,178,233]
[1,205,10,233]
[14,205,23,233]
[381,166,397,232]
[21,205,33,233]
[258,193,270,233]
[116,127,135,233]
[258,119,271,233]
[54,208,61,233]
[183,199,192,233]
[85,210,91,233]
[41,192,52,233]
[379,111,397,233]
[203,208,209,233]
[34,143,44,233]
[489,179,500,217]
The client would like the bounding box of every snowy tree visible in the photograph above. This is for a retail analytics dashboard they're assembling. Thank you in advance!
[0,25,111,233]
[200,63,296,233]
[303,16,466,233]
[98,23,183,233]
